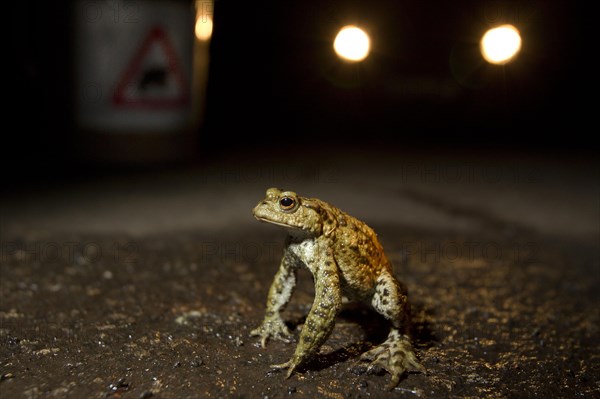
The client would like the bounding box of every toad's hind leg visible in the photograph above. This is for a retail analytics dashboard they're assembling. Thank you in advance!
[361,270,424,390]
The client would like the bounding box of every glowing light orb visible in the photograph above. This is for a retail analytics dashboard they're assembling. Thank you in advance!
[480,25,522,65]
[334,26,370,62]
[195,16,213,41]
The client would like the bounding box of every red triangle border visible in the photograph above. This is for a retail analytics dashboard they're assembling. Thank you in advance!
[112,26,190,109]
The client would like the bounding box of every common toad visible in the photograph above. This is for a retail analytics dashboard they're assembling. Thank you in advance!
[251,188,424,389]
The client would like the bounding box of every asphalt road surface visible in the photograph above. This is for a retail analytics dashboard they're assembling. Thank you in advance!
[1,148,598,398]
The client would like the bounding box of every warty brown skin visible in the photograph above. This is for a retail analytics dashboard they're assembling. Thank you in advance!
[251,188,424,389]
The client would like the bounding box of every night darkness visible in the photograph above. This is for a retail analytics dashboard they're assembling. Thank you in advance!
[6,0,587,183]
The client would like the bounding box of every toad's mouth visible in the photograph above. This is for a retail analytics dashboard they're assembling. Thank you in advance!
[254,216,301,230]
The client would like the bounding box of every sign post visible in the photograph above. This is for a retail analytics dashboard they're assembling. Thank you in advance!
[73,0,212,164]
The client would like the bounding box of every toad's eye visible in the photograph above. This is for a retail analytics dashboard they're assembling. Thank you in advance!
[279,196,296,211]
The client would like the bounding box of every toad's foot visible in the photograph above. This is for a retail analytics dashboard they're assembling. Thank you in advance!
[250,316,294,348]
[360,330,424,390]
[270,356,301,379]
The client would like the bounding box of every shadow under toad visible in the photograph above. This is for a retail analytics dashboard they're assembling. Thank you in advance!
[281,301,436,376]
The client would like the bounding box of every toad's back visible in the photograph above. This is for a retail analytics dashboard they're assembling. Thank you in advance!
[324,204,393,300]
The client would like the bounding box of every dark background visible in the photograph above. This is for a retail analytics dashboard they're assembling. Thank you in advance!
[6,0,587,184]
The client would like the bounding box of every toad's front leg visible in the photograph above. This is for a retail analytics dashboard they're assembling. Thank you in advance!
[272,253,342,377]
[251,252,298,347]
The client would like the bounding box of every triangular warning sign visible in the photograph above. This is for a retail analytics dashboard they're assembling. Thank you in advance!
[113,26,189,108]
